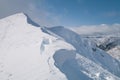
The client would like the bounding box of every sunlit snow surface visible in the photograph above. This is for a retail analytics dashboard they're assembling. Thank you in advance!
[0,13,120,80]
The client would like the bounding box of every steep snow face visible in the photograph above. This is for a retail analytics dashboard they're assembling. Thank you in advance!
[0,13,75,80]
[71,26,120,61]
[83,35,120,61]
[0,13,120,80]
[47,26,120,78]
[53,49,120,80]
[24,13,40,27]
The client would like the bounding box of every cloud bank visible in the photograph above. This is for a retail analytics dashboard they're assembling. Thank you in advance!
[70,24,120,35]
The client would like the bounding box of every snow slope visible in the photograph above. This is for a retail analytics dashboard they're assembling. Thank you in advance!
[0,13,120,80]
[47,26,120,78]
[71,25,120,61]
[108,45,120,61]
[0,13,75,80]
[81,33,120,61]
[97,36,120,61]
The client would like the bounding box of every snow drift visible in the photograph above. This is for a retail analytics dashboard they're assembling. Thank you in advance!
[0,13,120,80]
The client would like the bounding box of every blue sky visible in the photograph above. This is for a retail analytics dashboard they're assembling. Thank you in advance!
[0,0,120,27]
[36,0,120,26]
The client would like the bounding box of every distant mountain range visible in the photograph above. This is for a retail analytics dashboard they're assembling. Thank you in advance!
[71,25,120,61]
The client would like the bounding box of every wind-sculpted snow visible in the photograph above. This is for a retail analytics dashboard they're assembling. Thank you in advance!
[48,26,120,78]
[0,13,71,80]
[53,49,92,80]
[53,49,120,80]
[40,38,50,53]
[0,13,120,80]
[24,13,40,27]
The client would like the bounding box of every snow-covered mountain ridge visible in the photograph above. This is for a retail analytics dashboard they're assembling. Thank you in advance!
[0,13,120,80]
[80,34,120,60]
[71,25,120,61]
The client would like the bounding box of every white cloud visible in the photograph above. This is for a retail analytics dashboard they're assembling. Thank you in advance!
[0,0,33,18]
[26,3,62,26]
[70,24,120,35]
[0,0,62,26]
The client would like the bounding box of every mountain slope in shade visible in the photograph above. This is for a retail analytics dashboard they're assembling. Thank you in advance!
[80,33,120,61]
[0,13,120,80]
[71,25,120,61]
[47,26,120,78]
[96,36,120,61]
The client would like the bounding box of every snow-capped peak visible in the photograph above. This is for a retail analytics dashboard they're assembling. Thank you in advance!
[0,13,74,80]
[0,13,120,80]
[0,12,40,27]
[0,13,27,22]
